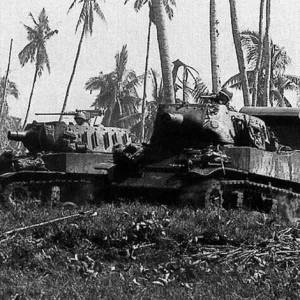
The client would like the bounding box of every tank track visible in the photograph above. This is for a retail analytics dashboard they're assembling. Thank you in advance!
[0,171,108,206]
[182,178,300,223]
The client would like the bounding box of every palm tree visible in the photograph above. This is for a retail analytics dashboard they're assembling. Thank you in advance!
[224,31,300,107]
[228,0,251,106]
[124,0,176,141]
[85,45,142,128]
[19,8,58,129]
[59,0,106,121]
[152,0,175,104]
[210,0,221,93]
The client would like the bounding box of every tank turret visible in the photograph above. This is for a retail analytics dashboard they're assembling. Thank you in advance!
[150,103,268,151]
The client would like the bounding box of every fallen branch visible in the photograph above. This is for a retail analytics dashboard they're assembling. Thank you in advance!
[0,210,93,239]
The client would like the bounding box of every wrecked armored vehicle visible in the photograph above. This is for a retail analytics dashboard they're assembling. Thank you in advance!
[113,103,300,223]
[0,110,131,204]
[2,102,300,223]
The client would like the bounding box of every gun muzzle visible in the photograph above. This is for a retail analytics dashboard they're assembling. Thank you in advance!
[7,131,27,141]
[161,113,184,125]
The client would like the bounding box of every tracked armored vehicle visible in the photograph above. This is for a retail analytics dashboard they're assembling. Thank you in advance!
[113,102,300,223]
[2,102,300,223]
[0,110,131,204]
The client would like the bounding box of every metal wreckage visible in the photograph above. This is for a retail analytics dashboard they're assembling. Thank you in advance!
[1,92,300,223]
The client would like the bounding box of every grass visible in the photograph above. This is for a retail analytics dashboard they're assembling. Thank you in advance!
[0,199,300,299]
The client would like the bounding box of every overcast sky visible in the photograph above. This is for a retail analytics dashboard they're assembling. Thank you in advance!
[1,0,300,122]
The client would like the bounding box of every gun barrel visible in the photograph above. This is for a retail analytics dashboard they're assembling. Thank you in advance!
[35,113,74,115]
[8,131,27,141]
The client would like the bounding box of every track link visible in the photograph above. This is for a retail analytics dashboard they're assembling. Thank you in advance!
[0,171,108,206]
[179,178,300,223]
[221,179,300,223]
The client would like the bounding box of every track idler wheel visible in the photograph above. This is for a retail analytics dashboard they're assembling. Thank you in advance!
[179,179,223,209]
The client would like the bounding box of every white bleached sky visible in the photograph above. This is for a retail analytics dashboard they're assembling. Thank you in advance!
[1,0,300,123]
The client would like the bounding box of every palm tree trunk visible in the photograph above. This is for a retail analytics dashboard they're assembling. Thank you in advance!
[1,39,13,117]
[23,67,39,129]
[252,0,265,106]
[141,10,152,142]
[210,0,221,93]
[59,24,86,121]
[152,0,175,104]
[183,67,187,102]
[228,0,251,106]
[263,0,271,107]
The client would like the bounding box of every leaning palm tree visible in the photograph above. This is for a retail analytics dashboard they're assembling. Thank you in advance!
[59,0,106,121]
[85,45,142,128]
[124,0,176,141]
[228,0,251,106]
[19,8,58,129]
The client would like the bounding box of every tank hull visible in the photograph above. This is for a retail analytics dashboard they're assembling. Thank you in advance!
[113,146,300,223]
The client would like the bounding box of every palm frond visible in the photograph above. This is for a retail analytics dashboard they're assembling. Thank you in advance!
[123,69,139,82]
[22,24,38,41]
[123,71,142,90]
[85,73,105,91]
[222,73,242,89]
[37,44,50,74]
[135,0,147,11]
[192,76,209,101]
[168,0,176,7]
[92,92,114,109]
[93,2,106,22]
[38,8,49,30]
[68,0,79,13]
[19,41,37,66]
[240,30,260,44]
[45,29,58,40]
[271,45,291,73]
[76,4,87,32]
[115,45,128,80]
[285,74,300,87]
[162,0,174,20]
[88,2,94,35]
[29,12,38,26]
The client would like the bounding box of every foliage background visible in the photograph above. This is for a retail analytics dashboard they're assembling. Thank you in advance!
[1,0,300,122]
